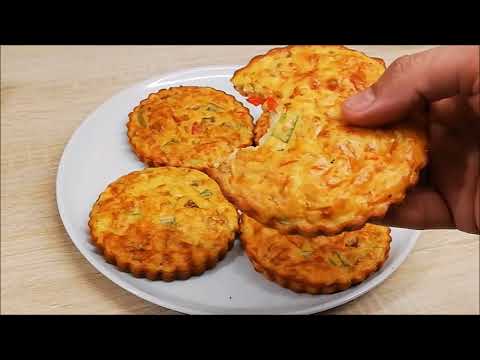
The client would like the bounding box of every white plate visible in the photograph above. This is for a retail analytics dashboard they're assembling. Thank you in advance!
[56,65,420,315]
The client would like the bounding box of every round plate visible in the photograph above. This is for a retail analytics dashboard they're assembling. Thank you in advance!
[56,66,420,315]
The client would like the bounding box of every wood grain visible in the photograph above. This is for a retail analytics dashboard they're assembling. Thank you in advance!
[1,45,478,314]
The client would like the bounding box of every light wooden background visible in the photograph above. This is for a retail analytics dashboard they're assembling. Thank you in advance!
[1,45,478,314]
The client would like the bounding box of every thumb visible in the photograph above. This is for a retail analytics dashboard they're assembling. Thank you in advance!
[342,46,480,127]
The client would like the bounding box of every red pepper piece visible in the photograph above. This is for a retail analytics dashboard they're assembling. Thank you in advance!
[264,97,277,111]
[247,96,265,106]
[191,122,202,134]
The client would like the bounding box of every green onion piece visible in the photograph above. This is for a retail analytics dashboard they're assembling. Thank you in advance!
[163,138,179,146]
[300,250,312,258]
[328,257,339,266]
[206,103,224,112]
[334,251,351,267]
[137,111,146,127]
[199,189,213,198]
[159,216,176,225]
[272,113,299,143]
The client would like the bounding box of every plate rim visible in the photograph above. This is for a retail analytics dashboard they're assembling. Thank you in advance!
[56,65,421,315]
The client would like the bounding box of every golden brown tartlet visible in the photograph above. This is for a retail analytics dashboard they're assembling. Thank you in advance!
[127,86,254,170]
[232,45,385,115]
[240,214,391,294]
[208,45,428,237]
[88,167,239,281]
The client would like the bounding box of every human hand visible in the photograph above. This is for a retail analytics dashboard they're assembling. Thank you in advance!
[342,46,479,234]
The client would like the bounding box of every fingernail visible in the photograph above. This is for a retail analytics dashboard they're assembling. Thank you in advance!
[344,88,376,111]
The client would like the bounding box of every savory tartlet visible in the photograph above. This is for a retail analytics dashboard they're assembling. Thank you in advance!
[240,214,391,294]
[88,167,239,281]
[127,86,254,170]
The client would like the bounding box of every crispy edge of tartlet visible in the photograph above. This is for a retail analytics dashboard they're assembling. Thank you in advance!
[88,167,238,281]
[239,215,391,294]
[126,86,255,171]
[253,111,270,145]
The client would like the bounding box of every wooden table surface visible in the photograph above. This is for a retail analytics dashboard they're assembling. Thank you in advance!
[1,45,478,314]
